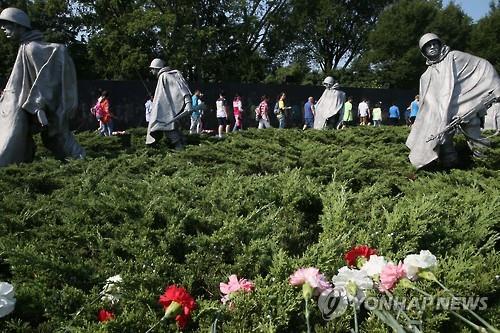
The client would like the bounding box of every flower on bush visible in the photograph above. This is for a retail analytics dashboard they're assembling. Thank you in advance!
[361,255,387,278]
[379,262,406,292]
[97,309,114,322]
[344,245,377,268]
[100,274,122,304]
[220,274,254,304]
[289,267,331,299]
[332,267,373,302]
[0,282,15,318]
[159,285,196,329]
[403,250,437,280]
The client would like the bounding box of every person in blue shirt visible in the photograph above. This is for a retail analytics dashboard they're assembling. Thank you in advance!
[409,95,419,125]
[302,97,315,130]
[388,103,400,126]
[189,89,203,134]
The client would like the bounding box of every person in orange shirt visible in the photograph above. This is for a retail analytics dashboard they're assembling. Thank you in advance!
[97,91,113,136]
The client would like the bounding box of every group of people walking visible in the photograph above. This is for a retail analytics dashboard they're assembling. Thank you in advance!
[254,93,293,130]
[138,86,422,139]
[186,90,244,138]
[346,96,420,128]
[1,5,497,171]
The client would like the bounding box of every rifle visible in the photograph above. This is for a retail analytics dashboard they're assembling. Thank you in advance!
[135,68,152,97]
[162,99,208,127]
[426,90,499,143]
[159,106,190,128]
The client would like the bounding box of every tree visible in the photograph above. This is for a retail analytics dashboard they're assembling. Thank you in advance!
[288,0,396,73]
[468,1,500,73]
[0,0,93,78]
[75,0,160,80]
[361,0,472,89]
[75,0,292,82]
[222,0,292,82]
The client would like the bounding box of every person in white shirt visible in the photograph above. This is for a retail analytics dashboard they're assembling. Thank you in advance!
[358,99,370,125]
[216,92,228,138]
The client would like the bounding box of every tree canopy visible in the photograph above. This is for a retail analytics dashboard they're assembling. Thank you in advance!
[468,0,500,73]
[0,0,498,88]
[357,0,472,89]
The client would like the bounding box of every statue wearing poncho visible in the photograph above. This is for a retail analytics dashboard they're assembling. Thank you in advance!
[406,33,500,169]
[0,9,85,166]
[146,60,192,149]
[313,77,346,130]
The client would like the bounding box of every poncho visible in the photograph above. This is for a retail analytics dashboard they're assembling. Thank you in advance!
[406,47,500,168]
[146,68,191,144]
[313,84,346,129]
[0,30,84,166]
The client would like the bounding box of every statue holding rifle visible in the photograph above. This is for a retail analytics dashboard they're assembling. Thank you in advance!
[313,76,346,130]
[0,7,85,166]
[146,58,193,150]
[406,33,500,169]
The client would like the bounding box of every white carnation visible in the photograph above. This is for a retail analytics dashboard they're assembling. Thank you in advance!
[361,255,387,277]
[332,266,373,302]
[403,250,437,280]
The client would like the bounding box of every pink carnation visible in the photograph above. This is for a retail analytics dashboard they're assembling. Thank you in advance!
[220,275,254,303]
[289,267,331,294]
[380,262,406,292]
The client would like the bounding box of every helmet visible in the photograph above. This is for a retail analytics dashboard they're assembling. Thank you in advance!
[323,76,335,87]
[0,8,31,29]
[149,58,165,69]
[418,33,441,50]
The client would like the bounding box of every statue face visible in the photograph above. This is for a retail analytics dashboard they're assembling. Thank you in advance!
[0,21,24,39]
[150,67,160,77]
[423,40,441,60]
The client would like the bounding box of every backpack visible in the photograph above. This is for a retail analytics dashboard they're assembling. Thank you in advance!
[274,102,280,115]
[91,101,105,118]
[255,106,261,121]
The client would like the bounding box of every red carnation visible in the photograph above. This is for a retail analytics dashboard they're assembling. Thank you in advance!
[159,285,196,329]
[344,245,377,267]
[97,308,115,322]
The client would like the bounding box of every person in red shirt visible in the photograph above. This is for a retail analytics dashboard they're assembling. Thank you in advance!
[233,93,244,131]
[95,91,113,136]
[255,95,272,129]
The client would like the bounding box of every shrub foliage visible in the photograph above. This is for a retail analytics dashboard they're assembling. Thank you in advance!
[0,127,498,332]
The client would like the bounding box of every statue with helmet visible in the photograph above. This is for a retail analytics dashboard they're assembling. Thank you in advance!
[0,7,85,166]
[406,33,500,169]
[313,76,346,129]
[145,58,193,150]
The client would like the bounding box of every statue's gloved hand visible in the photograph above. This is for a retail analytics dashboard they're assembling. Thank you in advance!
[181,106,192,117]
[35,109,48,126]
[183,95,195,114]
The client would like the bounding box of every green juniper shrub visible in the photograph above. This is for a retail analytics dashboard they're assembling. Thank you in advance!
[0,126,498,332]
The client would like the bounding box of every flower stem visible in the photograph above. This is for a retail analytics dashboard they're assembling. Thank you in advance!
[352,302,359,333]
[411,285,496,333]
[74,294,101,319]
[305,298,311,333]
[59,294,102,332]
[450,310,488,332]
[384,291,422,333]
[210,317,219,333]
[434,280,499,333]
[145,313,167,333]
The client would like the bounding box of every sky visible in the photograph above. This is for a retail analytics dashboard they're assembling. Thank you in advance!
[442,0,494,21]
